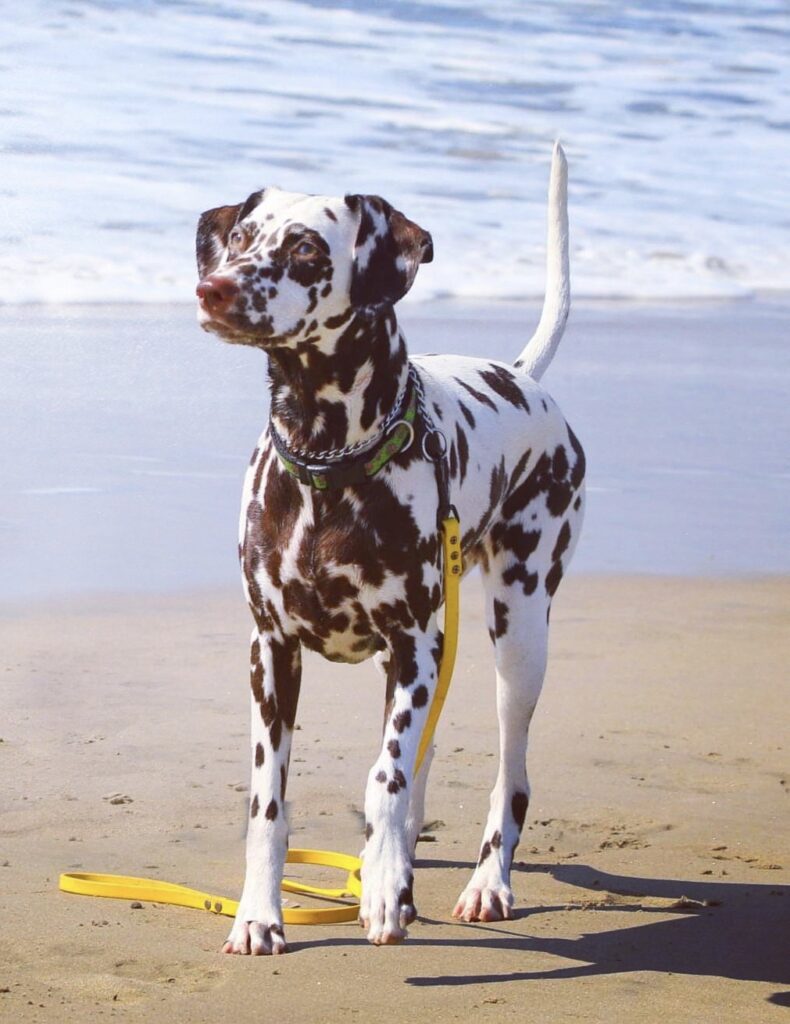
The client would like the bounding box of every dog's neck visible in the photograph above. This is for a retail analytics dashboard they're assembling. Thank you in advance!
[267,307,409,455]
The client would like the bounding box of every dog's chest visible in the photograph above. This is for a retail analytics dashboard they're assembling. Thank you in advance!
[241,451,441,661]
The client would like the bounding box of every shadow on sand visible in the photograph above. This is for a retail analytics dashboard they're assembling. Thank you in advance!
[409,861,789,994]
[291,859,789,1004]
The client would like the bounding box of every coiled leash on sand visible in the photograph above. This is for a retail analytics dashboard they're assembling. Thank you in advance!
[60,375,462,925]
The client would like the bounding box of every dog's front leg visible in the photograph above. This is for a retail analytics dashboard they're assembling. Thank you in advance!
[223,630,301,956]
[361,624,440,945]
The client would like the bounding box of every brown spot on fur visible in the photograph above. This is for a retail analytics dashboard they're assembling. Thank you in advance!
[250,795,259,818]
[512,791,528,830]
[398,873,414,906]
[411,684,429,709]
[493,598,509,638]
[393,709,412,733]
[456,422,470,484]
[552,521,572,563]
[545,560,564,597]
[259,691,277,726]
[251,661,265,706]
[265,799,278,821]
[503,562,539,596]
[552,445,569,480]
[455,377,497,412]
[271,636,301,731]
[269,716,283,753]
[382,766,407,794]
[479,365,530,413]
[490,521,540,561]
[255,742,265,768]
[458,400,475,428]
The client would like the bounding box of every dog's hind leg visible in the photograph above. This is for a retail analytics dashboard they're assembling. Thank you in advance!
[452,583,549,922]
[453,484,584,922]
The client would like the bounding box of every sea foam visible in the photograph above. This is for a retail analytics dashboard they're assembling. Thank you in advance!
[2,0,789,304]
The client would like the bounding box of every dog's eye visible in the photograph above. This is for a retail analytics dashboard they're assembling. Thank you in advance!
[229,227,247,252]
[293,240,318,259]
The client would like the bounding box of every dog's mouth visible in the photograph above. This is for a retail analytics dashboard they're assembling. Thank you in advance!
[198,307,276,348]
[199,317,251,344]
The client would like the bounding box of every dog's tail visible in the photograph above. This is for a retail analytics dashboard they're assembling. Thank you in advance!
[514,141,570,381]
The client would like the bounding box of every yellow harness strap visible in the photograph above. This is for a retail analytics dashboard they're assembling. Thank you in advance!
[59,515,462,926]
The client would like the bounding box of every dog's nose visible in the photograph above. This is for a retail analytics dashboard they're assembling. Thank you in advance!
[196,275,239,312]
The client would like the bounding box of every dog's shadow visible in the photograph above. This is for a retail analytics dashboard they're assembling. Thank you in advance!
[290,859,790,998]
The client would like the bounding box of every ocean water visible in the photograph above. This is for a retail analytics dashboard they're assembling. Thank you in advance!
[2,0,789,304]
[1,299,788,601]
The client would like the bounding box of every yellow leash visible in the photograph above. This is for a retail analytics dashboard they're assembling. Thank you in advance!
[415,515,461,775]
[59,516,461,926]
[59,849,363,925]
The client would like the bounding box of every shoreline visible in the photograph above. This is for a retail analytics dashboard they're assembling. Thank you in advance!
[3,290,790,312]
[1,567,788,616]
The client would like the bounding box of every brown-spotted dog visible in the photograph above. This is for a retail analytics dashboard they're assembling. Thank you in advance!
[195,142,584,954]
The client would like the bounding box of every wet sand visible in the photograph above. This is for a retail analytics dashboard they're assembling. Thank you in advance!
[2,574,788,1022]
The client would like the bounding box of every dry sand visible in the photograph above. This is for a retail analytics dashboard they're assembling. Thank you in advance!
[1,574,788,1022]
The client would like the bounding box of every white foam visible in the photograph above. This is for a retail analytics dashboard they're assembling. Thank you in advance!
[2,1,789,304]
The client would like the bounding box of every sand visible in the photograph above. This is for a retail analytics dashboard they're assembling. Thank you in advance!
[1,573,788,1022]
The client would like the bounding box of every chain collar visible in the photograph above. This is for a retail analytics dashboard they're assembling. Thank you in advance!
[270,368,413,464]
[270,367,419,490]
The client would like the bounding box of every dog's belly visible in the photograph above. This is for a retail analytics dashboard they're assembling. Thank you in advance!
[299,622,385,664]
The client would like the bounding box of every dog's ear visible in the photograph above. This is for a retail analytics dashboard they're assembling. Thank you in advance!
[344,194,433,313]
[195,190,267,278]
[196,203,242,278]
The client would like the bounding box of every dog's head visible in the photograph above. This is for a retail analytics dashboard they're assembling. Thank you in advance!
[195,188,432,348]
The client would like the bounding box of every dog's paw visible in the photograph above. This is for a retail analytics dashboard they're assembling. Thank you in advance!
[222,917,288,956]
[452,884,514,923]
[360,846,416,945]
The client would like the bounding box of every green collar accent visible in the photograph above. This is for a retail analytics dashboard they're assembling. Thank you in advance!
[271,385,418,491]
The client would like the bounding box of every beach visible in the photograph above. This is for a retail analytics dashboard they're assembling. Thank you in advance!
[4,1,790,1018]
[2,573,788,1022]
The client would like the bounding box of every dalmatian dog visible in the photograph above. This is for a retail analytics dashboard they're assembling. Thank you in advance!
[195,142,584,954]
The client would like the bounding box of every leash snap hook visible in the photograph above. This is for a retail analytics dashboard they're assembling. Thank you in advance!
[422,428,447,462]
